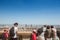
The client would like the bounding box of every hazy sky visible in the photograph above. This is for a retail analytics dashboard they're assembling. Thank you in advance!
[0,0,60,25]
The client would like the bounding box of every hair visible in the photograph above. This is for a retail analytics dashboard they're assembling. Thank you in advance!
[4,29,7,32]
[37,27,43,36]
[14,23,18,25]
[47,26,50,29]
[51,25,54,28]
[44,25,46,27]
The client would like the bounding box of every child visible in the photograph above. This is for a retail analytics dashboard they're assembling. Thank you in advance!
[2,30,9,40]
[32,30,37,40]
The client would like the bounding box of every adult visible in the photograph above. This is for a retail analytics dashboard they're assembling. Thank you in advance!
[51,26,57,40]
[43,25,47,32]
[37,25,47,40]
[44,26,51,40]
[9,23,18,40]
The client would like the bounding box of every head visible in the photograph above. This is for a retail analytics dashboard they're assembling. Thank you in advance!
[44,25,46,27]
[47,26,50,29]
[51,25,54,28]
[14,23,18,27]
[33,30,36,33]
[37,27,43,35]
[4,29,8,33]
[4,30,6,32]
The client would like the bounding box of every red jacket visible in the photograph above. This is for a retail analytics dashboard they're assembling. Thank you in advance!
[3,32,9,38]
[32,33,36,40]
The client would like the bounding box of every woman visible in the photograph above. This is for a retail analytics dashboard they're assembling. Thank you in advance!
[37,27,45,40]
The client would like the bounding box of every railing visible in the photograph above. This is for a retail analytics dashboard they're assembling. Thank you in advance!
[0,30,32,40]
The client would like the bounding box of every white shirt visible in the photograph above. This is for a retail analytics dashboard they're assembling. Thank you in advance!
[43,27,46,32]
[13,26,18,38]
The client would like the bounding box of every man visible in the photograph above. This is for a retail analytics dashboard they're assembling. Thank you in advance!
[9,23,18,40]
[42,25,47,40]
[44,26,52,40]
[43,25,47,32]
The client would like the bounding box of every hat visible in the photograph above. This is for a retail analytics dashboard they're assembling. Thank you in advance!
[33,29,37,33]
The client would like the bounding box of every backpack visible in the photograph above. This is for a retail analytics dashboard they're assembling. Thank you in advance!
[9,27,15,37]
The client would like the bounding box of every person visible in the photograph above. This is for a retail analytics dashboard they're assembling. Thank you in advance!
[43,25,47,32]
[9,23,18,40]
[51,26,57,40]
[36,25,47,40]
[37,34,43,40]
[57,30,60,40]
[37,28,44,40]
[44,26,52,40]
[32,30,37,40]
[2,30,9,40]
